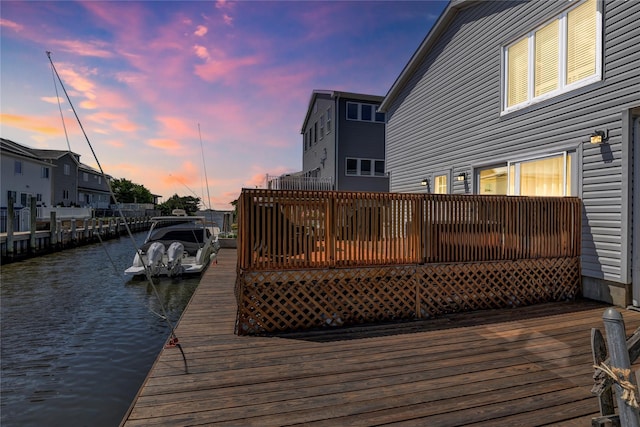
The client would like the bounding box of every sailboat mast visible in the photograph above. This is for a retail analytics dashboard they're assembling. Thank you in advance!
[198,123,212,211]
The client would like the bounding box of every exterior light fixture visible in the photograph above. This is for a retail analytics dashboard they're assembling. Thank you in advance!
[457,173,466,182]
[590,129,608,144]
[421,178,428,186]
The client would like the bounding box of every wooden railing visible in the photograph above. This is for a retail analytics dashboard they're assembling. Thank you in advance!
[237,189,581,271]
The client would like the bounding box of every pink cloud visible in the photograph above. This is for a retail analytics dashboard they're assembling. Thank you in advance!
[215,1,232,10]
[86,111,140,133]
[0,113,64,136]
[0,18,23,32]
[52,39,114,58]
[194,55,262,84]
[155,116,200,140]
[223,14,233,26]
[41,96,64,105]
[194,25,208,37]
[146,138,183,151]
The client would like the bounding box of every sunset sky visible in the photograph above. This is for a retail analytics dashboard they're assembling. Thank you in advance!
[1,1,446,209]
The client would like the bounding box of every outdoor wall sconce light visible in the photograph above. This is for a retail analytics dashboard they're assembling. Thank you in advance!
[421,178,428,186]
[457,173,466,182]
[590,129,608,144]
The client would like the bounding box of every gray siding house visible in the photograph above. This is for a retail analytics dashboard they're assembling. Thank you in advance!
[380,0,640,306]
[300,90,389,192]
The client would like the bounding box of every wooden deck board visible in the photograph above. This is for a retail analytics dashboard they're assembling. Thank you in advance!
[121,249,640,426]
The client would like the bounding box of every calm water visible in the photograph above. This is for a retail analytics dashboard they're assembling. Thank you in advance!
[1,234,200,427]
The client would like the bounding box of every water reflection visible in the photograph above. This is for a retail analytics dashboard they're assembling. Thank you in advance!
[1,235,200,427]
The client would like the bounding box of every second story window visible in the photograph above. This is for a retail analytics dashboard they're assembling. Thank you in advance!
[83,172,89,182]
[346,102,385,123]
[14,160,22,175]
[64,164,71,175]
[320,116,325,140]
[326,107,332,133]
[41,167,50,179]
[503,0,600,112]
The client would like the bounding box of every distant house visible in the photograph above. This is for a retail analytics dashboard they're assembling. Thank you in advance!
[1,138,53,231]
[379,0,640,306]
[1,138,113,229]
[28,148,112,209]
[268,90,389,192]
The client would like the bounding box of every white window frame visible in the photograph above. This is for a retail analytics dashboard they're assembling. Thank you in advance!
[502,0,602,114]
[345,157,386,177]
[431,169,451,194]
[476,151,576,196]
[346,102,385,123]
[326,107,332,133]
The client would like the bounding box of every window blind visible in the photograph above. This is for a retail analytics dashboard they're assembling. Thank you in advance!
[507,38,529,107]
[567,0,596,84]
[535,20,559,97]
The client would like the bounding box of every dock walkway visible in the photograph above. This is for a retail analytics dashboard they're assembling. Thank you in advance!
[121,249,640,426]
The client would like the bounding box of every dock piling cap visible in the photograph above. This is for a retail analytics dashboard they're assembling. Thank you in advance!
[603,307,623,321]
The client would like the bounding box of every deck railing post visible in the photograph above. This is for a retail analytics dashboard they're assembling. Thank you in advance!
[602,308,640,427]
[29,196,37,253]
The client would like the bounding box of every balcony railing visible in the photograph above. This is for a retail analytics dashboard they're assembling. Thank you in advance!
[266,174,334,191]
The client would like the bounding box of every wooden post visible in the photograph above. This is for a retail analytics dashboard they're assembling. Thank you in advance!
[57,219,63,244]
[83,218,89,240]
[7,197,14,259]
[603,308,640,426]
[50,211,57,246]
[592,328,616,417]
[70,218,77,242]
[29,196,37,253]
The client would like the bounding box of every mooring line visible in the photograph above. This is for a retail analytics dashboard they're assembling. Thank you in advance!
[46,51,188,374]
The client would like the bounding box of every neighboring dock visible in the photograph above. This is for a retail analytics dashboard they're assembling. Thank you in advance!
[121,249,640,426]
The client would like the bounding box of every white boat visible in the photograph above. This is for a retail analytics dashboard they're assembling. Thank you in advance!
[125,215,219,278]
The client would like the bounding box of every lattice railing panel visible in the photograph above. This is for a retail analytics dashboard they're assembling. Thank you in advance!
[417,258,581,318]
[235,257,581,335]
[236,265,416,335]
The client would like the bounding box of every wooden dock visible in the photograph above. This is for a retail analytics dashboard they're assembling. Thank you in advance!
[121,249,640,426]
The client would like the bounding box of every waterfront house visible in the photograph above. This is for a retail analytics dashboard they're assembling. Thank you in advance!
[1,138,53,231]
[1,138,113,230]
[379,0,640,306]
[29,148,111,209]
[268,90,389,192]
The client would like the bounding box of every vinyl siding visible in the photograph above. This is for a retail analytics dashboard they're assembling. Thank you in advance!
[385,0,640,283]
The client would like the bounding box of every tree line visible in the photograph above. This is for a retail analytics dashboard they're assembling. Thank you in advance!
[109,178,202,215]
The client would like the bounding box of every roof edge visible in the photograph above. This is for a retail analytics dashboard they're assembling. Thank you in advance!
[379,0,472,112]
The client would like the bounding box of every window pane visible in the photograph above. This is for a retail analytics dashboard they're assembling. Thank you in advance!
[361,104,372,121]
[519,155,564,196]
[434,175,447,194]
[535,20,559,96]
[347,102,358,120]
[567,0,596,84]
[361,159,372,175]
[374,160,385,176]
[478,166,508,195]
[346,158,358,175]
[375,111,385,122]
[507,38,529,107]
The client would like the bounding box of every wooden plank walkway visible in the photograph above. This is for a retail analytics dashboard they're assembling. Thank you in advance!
[121,249,640,426]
